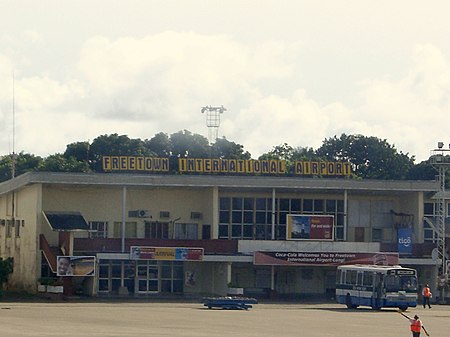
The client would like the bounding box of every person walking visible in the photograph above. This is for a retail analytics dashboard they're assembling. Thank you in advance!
[422,284,432,308]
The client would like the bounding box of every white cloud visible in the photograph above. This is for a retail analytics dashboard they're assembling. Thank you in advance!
[353,44,450,160]
[1,26,450,163]
[74,31,301,139]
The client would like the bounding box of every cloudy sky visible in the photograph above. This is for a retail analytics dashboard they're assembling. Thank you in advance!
[1,0,449,162]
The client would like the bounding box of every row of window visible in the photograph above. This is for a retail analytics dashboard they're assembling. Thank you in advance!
[98,260,184,294]
[423,202,450,243]
[0,219,24,238]
[40,256,185,294]
[219,197,345,240]
[88,221,199,240]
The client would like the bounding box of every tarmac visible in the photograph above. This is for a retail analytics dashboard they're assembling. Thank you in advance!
[0,299,448,337]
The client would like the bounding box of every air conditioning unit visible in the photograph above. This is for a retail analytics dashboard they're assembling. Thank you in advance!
[128,210,151,218]
[137,210,150,218]
[160,211,170,218]
[191,212,202,220]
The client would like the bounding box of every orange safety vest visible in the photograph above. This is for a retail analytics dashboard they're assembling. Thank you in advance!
[423,287,431,297]
[410,319,422,332]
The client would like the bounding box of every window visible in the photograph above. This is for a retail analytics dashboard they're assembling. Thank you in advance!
[372,228,382,242]
[291,199,301,212]
[145,221,169,239]
[363,272,374,286]
[6,220,12,238]
[337,269,342,284]
[174,223,198,239]
[98,263,110,292]
[423,220,438,243]
[113,221,137,238]
[89,221,108,238]
[423,201,449,243]
[357,272,363,286]
[219,196,345,241]
[160,261,183,293]
[424,202,434,216]
[303,199,313,213]
[15,219,21,237]
[326,200,345,241]
[314,200,324,213]
[346,270,357,285]
[354,227,365,242]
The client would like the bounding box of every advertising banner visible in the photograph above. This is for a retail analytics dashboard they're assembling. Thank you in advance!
[253,251,399,266]
[286,214,334,240]
[130,246,204,261]
[397,228,413,255]
[57,256,96,276]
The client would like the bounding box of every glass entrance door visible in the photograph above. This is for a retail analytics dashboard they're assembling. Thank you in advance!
[137,260,159,293]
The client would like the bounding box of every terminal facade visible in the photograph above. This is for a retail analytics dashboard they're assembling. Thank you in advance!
[0,166,448,300]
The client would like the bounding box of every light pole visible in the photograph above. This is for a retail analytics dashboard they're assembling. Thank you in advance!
[429,142,450,303]
[201,105,226,144]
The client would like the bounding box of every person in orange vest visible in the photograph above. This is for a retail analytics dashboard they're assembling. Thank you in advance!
[422,284,432,308]
[399,312,430,337]
[409,315,423,337]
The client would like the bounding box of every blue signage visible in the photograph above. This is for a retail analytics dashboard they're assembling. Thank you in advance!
[397,228,412,255]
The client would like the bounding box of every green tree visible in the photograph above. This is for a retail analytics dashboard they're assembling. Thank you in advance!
[39,154,91,172]
[259,143,318,173]
[170,130,210,158]
[64,141,91,162]
[259,143,294,161]
[145,132,171,157]
[407,159,450,187]
[316,134,415,179]
[0,152,42,182]
[89,134,152,171]
[291,146,318,161]
[211,137,251,159]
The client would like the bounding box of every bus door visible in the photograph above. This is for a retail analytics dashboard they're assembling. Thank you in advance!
[356,272,364,306]
[373,273,384,309]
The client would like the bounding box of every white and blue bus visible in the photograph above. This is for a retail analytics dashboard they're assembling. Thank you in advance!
[336,264,418,310]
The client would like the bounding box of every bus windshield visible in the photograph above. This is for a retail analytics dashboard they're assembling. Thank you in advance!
[384,275,417,292]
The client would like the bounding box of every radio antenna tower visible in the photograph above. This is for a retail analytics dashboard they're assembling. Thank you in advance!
[201,105,226,144]
[11,72,16,178]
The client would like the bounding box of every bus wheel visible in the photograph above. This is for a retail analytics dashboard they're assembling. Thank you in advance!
[399,306,408,311]
[345,294,353,309]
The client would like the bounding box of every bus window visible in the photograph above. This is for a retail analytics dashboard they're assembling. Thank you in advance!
[357,272,363,286]
[400,276,417,291]
[347,270,357,285]
[363,272,374,287]
[337,269,342,284]
[385,275,417,292]
[384,275,399,291]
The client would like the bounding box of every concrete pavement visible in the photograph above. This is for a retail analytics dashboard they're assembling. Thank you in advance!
[0,301,448,336]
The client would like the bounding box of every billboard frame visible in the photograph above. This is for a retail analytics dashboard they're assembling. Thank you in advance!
[286,214,334,241]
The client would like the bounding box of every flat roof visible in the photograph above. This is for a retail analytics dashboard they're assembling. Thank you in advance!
[0,171,440,196]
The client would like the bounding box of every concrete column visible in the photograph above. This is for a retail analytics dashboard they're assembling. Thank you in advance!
[212,186,219,239]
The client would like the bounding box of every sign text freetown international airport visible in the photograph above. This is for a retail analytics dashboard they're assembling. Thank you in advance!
[102,156,352,176]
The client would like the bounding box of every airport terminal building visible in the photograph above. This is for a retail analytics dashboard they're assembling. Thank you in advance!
[0,157,447,299]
